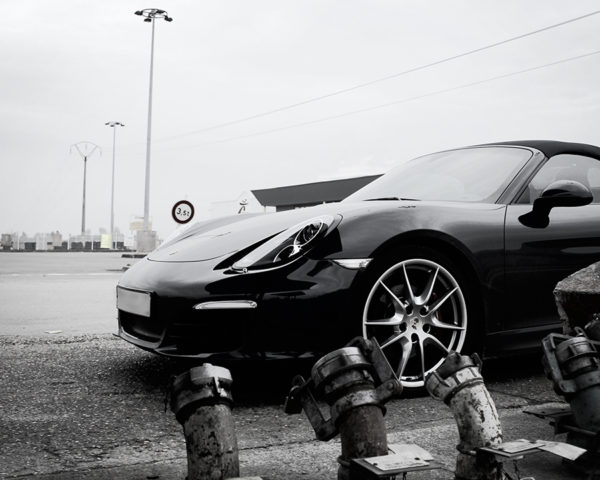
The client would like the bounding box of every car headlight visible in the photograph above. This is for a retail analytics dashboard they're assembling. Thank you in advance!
[232,215,335,272]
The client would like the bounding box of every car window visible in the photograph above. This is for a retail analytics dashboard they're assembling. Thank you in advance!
[518,154,600,204]
[345,146,532,204]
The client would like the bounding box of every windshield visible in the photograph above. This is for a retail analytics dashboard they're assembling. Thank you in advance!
[345,146,533,204]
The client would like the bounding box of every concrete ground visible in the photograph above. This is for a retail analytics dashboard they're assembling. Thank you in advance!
[0,333,587,480]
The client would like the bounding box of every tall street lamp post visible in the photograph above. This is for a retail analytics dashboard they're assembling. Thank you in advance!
[134,8,173,248]
[70,142,101,237]
[105,121,125,250]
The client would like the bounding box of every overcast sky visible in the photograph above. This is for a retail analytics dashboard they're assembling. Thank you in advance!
[2,1,599,239]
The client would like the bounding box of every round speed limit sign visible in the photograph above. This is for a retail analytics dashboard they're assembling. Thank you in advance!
[171,200,195,224]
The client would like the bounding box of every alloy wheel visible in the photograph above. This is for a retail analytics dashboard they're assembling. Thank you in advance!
[362,258,468,389]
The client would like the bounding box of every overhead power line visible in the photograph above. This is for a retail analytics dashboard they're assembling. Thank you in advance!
[161,48,600,150]
[157,9,600,143]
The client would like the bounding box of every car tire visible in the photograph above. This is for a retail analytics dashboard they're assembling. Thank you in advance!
[361,246,477,391]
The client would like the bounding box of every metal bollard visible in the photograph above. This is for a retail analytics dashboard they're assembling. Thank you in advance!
[425,352,502,480]
[285,337,402,480]
[170,363,240,480]
[542,329,600,445]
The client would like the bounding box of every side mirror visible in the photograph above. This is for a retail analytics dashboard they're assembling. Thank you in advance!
[519,180,593,228]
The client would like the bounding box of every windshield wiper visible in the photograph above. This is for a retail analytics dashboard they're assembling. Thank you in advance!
[364,197,420,201]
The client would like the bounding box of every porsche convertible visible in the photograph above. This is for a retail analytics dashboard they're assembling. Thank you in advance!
[116,140,600,389]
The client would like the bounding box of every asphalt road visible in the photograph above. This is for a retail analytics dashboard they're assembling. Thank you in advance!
[0,252,133,335]
[0,252,585,479]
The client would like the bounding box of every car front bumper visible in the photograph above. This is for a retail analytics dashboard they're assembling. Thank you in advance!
[116,257,366,359]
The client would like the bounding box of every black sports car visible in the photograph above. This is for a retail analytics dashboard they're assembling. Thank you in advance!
[117,140,600,389]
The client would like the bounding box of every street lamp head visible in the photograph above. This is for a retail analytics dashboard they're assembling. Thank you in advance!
[105,121,125,128]
[134,8,173,22]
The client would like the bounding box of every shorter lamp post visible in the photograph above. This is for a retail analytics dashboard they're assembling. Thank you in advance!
[70,142,101,243]
[105,122,124,249]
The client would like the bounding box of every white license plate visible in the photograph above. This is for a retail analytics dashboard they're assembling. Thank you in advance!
[117,287,151,317]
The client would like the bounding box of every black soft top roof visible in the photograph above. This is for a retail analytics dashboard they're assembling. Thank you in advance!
[483,140,600,160]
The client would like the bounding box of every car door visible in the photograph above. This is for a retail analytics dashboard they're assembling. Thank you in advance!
[504,153,600,333]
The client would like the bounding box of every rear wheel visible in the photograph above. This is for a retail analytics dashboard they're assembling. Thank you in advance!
[362,250,472,390]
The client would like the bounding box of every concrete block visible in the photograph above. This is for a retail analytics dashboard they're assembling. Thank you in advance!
[554,261,600,334]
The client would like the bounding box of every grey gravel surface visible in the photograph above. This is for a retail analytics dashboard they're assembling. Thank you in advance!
[0,333,586,480]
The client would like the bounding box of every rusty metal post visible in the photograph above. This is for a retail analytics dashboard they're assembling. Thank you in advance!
[542,330,600,446]
[170,363,239,480]
[425,352,502,480]
[313,345,389,479]
[285,337,401,480]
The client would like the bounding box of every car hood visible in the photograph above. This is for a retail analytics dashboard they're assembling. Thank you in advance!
[148,200,501,263]
[149,203,355,262]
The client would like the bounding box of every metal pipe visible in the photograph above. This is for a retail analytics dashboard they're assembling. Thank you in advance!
[542,330,600,446]
[285,338,401,480]
[338,405,388,477]
[425,352,502,480]
[170,363,239,480]
[312,346,389,479]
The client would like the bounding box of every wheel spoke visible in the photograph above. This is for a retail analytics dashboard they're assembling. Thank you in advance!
[428,286,458,315]
[417,335,426,382]
[397,336,413,378]
[423,331,451,353]
[429,316,465,331]
[401,263,416,304]
[421,267,439,304]
[380,333,404,349]
[379,280,408,314]
[364,316,403,326]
